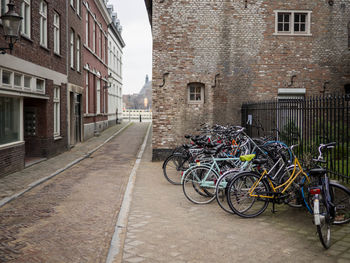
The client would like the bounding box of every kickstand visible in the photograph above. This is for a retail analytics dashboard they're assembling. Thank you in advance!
[272,198,277,213]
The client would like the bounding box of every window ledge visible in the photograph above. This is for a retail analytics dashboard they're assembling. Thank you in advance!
[273,33,312,37]
[0,141,25,150]
[21,34,33,43]
[54,135,62,141]
[188,101,204,105]
[40,45,50,52]
[54,52,62,58]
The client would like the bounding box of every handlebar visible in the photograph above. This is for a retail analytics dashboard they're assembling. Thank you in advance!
[316,142,336,162]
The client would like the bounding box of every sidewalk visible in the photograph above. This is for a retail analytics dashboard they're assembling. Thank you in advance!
[120,130,350,263]
[0,121,132,208]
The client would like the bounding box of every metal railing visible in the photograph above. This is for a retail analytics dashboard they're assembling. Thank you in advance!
[241,94,350,183]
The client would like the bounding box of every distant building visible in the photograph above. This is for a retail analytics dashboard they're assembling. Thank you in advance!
[107,5,125,124]
[123,75,152,109]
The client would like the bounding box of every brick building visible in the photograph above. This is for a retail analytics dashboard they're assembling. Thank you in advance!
[145,0,350,160]
[67,0,84,147]
[82,0,111,140]
[0,0,68,175]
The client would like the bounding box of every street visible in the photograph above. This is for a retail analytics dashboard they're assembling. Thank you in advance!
[1,123,350,263]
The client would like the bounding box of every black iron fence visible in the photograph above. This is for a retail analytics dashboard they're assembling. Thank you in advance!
[241,94,350,183]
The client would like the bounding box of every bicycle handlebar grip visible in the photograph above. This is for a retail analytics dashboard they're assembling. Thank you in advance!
[324,142,336,148]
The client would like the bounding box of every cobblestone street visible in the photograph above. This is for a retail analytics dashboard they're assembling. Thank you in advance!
[0,122,149,262]
[1,122,350,262]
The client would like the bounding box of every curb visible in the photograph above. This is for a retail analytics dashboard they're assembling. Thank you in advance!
[0,122,133,209]
[105,122,151,263]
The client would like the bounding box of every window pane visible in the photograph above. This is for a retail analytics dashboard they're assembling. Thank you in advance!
[24,76,31,88]
[301,14,306,22]
[294,14,300,23]
[190,86,195,93]
[36,79,44,93]
[284,14,289,22]
[294,24,299,32]
[190,94,195,101]
[0,97,20,144]
[14,73,21,86]
[278,14,283,23]
[195,94,201,101]
[284,24,289,32]
[301,24,305,32]
[278,23,283,32]
[2,70,11,84]
[195,87,201,93]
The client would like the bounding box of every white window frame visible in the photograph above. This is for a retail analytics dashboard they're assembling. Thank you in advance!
[188,83,204,104]
[21,0,31,38]
[93,21,96,53]
[70,0,74,9]
[39,0,48,47]
[76,36,81,72]
[274,10,312,36]
[85,72,89,113]
[99,29,102,58]
[85,12,89,45]
[96,78,100,114]
[53,12,60,54]
[53,86,60,137]
[76,0,80,16]
[0,0,9,17]
[70,31,74,69]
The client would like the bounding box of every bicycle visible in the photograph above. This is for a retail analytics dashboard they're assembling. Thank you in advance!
[226,144,310,218]
[306,142,350,249]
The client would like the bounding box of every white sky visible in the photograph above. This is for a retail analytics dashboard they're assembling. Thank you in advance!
[108,0,152,95]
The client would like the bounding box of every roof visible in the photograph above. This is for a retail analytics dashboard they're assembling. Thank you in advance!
[144,0,152,26]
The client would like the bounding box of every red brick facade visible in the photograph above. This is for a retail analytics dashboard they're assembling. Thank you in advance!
[0,0,68,176]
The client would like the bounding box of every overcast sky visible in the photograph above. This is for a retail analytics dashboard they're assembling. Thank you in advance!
[108,0,152,95]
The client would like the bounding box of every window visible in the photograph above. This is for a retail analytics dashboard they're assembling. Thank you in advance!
[96,78,100,114]
[76,36,81,72]
[85,72,89,113]
[93,21,96,52]
[36,79,45,93]
[39,1,47,47]
[21,0,31,38]
[0,97,21,145]
[14,73,22,87]
[188,83,204,103]
[53,87,60,136]
[0,0,9,17]
[85,12,89,45]
[77,0,80,16]
[99,29,102,58]
[24,76,31,90]
[274,11,311,36]
[70,30,74,68]
[2,70,12,85]
[53,12,60,54]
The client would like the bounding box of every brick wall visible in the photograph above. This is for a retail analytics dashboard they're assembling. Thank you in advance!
[149,0,350,160]
[0,143,25,177]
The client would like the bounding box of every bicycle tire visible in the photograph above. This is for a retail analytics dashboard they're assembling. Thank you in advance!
[227,171,270,218]
[278,166,304,208]
[163,154,189,185]
[315,192,331,249]
[182,166,219,204]
[215,169,240,214]
[329,182,350,225]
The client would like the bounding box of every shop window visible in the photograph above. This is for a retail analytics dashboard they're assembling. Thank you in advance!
[0,97,21,145]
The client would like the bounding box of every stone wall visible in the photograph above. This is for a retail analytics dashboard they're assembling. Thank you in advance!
[150,0,350,160]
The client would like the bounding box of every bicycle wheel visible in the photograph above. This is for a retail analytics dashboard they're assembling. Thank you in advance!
[329,182,350,225]
[315,193,331,249]
[215,169,240,214]
[182,166,219,204]
[227,172,270,218]
[278,166,304,208]
[162,154,189,185]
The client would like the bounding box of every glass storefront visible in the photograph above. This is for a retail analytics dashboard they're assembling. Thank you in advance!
[0,96,20,145]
